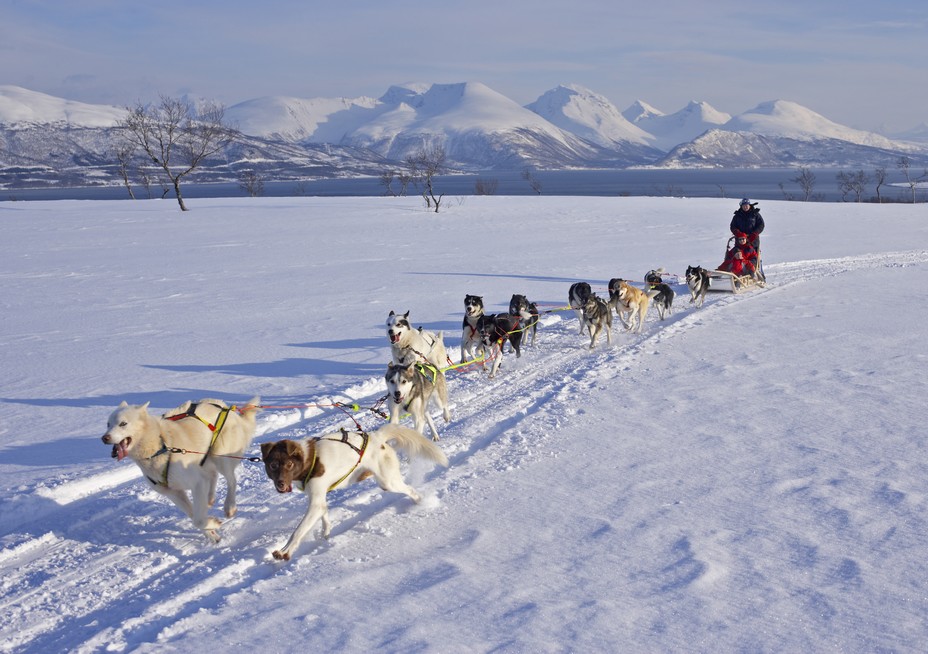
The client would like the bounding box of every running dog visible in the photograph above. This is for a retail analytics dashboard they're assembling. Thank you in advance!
[648,282,675,320]
[581,294,613,349]
[568,282,593,334]
[101,397,260,542]
[460,294,485,363]
[261,424,448,561]
[686,265,710,308]
[385,361,451,441]
[386,310,448,371]
[476,313,522,378]
[508,294,539,347]
[608,278,650,333]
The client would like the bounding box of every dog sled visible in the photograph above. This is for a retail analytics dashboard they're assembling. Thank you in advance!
[707,236,766,294]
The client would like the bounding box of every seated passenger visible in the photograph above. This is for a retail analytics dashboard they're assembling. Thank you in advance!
[718,232,757,276]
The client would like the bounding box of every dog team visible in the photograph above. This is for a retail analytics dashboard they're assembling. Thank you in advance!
[102,269,712,559]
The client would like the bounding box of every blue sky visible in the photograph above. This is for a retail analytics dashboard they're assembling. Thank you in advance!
[2,0,925,132]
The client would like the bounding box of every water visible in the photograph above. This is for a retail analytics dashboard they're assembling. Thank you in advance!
[1,168,913,203]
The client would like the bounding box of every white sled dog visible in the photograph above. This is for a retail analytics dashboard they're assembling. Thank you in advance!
[686,265,710,308]
[260,424,449,561]
[387,310,448,371]
[582,294,613,349]
[460,294,486,363]
[385,361,451,441]
[101,397,260,542]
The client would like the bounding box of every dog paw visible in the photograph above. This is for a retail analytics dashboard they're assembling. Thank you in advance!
[272,550,290,561]
[224,506,237,518]
[205,529,221,543]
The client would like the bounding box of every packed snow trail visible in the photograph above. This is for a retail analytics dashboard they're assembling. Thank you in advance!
[1,250,925,653]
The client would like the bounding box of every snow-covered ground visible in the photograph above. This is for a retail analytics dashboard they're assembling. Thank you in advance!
[1,195,926,653]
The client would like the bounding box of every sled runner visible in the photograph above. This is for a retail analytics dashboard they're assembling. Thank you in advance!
[707,236,766,294]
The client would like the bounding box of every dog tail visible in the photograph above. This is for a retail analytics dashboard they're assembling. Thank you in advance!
[238,396,261,424]
[375,424,449,468]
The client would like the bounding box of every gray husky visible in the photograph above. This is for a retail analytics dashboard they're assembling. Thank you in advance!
[385,361,451,441]
[582,294,613,349]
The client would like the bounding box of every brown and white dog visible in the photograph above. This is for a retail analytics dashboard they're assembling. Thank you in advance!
[101,397,260,542]
[608,278,650,333]
[260,424,448,561]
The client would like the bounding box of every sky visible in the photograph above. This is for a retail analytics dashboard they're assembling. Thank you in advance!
[1,0,926,133]
[1,195,927,652]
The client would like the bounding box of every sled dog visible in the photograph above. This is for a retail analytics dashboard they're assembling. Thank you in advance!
[686,265,710,308]
[385,361,451,441]
[582,294,613,349]
[260,424,448,561]
[386,310,448,371]
[568,282,593,334]
[477,313,522,378]
[647,282,675,320]
[644,268,666,285]
[101,397,260,542]
[508,294,539,347]
[460,294,486,363]
[608,278,650,333]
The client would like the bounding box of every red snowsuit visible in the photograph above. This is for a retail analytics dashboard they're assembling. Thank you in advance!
[719,240,757,276]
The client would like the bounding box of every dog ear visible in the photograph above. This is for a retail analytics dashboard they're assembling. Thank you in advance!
[141,401,150,412]
[403,310,410,319]
[118,400,128,408]
[260,441,275,459]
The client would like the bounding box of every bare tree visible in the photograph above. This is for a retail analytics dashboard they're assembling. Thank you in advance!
[521,167,542,194]
[789,167,817,201]
[896,156,927,203]
[113,143,136,199]
[406,144,446,212]
[873,167,887,203]
[474,177,499,195]
[836,170,869,202]
[238,169,265,197]
[380,170,397,197]
[118,95,235,211]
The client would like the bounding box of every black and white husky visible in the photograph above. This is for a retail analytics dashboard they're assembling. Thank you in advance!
[385,361,451,441]
[685,266,710,308]
[386,310,448,371]
[648,282,675,320]
[568,282,593,334]
[582,294,612,349]
[476,313,522,378]
[508,294,539,347]
[460,294,485,363]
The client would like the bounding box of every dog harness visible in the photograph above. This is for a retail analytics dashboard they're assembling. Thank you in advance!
[163,402,234,466]
[303,428,370,492]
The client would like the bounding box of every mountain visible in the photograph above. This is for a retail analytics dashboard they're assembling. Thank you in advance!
[628,100,731,151]
[2,84,927,189]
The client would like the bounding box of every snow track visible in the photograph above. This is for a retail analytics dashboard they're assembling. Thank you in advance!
[2,249,925,654]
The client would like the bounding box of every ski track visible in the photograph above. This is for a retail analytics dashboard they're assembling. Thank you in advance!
[1,249,925,653]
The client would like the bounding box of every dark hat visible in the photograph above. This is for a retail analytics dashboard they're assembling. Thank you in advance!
[739,198,751,206]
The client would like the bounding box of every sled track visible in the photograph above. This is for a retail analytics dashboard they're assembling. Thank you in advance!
[1,250,925,653]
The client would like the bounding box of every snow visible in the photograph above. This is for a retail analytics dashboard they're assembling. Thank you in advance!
[0,85,125,129]
[1,195,927,653]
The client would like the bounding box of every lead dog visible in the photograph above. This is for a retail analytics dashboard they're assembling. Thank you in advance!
[509,294,539,347]
[260,424,448,561]
[582,294,613,349]
[387,310,448,372]
[686,265,710,308]
[476,313,522,378]
[460,294,486,363]
[101,397,260,542]
[385,361,451,441]
[568,282,593,334]
[608,278,650,333]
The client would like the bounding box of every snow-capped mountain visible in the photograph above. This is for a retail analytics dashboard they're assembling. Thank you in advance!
[0,84,124,128]
[526,84,655,148]
[630,100,732,151]
[722,100,906,150]
[1,84,925,189]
